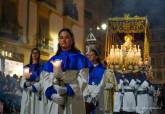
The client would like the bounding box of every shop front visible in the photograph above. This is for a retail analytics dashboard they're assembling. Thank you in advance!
[0,49,24,77]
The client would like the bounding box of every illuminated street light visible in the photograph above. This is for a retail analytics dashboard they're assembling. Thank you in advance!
[96,26,100,30]
[101,23,107,30]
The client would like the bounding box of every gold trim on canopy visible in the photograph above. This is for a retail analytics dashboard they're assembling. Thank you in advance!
[105,15,150,61]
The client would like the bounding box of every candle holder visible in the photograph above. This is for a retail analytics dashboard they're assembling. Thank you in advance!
[51,59,66,108]
[51,60,65,86]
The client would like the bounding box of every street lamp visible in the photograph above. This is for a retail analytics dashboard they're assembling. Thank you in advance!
[96,26,101,30]
[101,23,107,30]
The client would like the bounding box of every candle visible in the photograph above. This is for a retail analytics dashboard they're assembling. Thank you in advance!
[51,59,62,78]
[23,67,30,79]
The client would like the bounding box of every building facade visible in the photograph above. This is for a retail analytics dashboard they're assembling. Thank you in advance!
[0,0,85,77]
[150,28,165,84]
[85,0,112,58]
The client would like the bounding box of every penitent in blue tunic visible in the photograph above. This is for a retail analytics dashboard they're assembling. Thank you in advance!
[44,50,93,100]
[114,71,124,84]
[24,63,43,92]
[88,63,105,85]
[137,71,148,85]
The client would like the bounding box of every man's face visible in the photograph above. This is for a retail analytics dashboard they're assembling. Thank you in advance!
[59,31,73,50]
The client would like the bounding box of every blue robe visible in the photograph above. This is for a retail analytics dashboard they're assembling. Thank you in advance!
[87,63,105,114]
[44,50,93,99]
[24,64,43,89]
[88,63,105,85]
[114,71,124,84]
[137,71,147,85]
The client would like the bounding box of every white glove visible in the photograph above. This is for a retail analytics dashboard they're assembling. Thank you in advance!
[105,83,113,89]
[27,86,32,91]
[141,81,149,89]
[84,95,92,103]
[119,79,123,84]
[51,94,64,105]
[136,79,141,85]
[53,85,67,95]
[123,79,129,85]
[124,79,129,83]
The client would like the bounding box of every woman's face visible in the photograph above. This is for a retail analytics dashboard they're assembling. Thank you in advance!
[88,51,97,63]
[59,31,73,50]
[31,50,39,62]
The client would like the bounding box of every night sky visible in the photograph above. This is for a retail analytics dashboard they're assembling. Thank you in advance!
[111,0,165,28]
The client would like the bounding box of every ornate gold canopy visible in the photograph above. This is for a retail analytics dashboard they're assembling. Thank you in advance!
[105,15,150,61]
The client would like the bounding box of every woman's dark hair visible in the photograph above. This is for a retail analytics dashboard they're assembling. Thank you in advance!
[29,48,40,65]
[90,49,101,63]
[56,28,80,55]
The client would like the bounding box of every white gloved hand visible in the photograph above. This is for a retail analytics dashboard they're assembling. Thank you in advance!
[84,95,92,103]
[136,79,141,85]
[53,85,67,95]
[105,83,113,89]
[119,79,123,84]
[123,79,129,85]
[27,86,32,91]
[51,94,64,105]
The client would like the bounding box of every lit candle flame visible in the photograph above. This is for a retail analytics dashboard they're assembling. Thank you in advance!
[51,60,62,67]
[23,67,30,79]
[24,67,29,73]
[51,60,62,77]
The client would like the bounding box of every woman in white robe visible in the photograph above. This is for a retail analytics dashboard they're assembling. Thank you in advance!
[20,48,43,114]
[43,28,92,114]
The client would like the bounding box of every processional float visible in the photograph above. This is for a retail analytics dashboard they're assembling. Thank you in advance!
[104,15,153,113]
[105,14,152,73]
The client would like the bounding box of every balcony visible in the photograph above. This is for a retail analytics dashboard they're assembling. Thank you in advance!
[63,2,79,21]
[37,0,56,9]
[36,32,55,55]
[0,21,23,42]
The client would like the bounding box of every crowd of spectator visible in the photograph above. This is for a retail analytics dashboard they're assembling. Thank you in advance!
[0,71,22,113]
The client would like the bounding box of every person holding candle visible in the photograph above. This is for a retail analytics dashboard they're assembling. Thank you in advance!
[20,48,43,114]
[43,28,92,114]
[83,49,106,114]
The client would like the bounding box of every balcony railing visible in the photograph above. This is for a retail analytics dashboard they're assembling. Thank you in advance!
[36,32,50,50]
[37,0,56,9]
[0,21,23,41]
[63,3,79,20]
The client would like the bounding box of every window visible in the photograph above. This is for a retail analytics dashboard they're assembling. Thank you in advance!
[157,72,162,80]
[164,57,165,66]
[153,71,156,78]
[37,16,50,49]
[0,0,22,41]
[163,45,165,50]
[150,46,155,53]
[85,10,93,19]
[151,57,155,65]
[64,0,79,20]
